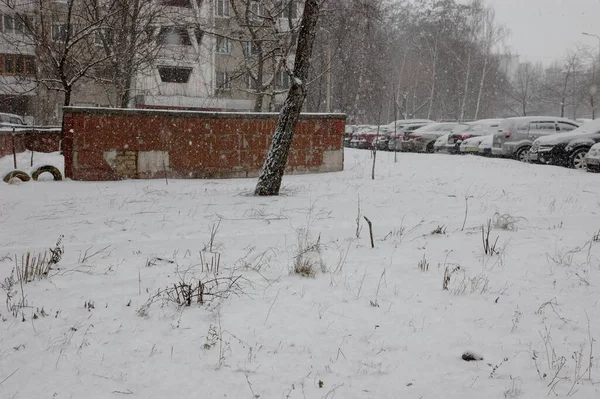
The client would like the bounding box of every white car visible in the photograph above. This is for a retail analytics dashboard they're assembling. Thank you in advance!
[460,135,492,154]
[478,134,494,156]
[446,119,502,154]
[433,133,450,153]
[584,142,600,172]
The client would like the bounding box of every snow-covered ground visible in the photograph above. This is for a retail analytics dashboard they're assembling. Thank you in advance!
[1,149,600,398]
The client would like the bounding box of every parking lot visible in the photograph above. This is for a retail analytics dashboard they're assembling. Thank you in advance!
[345,117,600,173]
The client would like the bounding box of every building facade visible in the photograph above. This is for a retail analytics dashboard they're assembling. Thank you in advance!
[0,0,299,124]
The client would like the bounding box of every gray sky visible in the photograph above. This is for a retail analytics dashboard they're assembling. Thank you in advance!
[471,0,600,64]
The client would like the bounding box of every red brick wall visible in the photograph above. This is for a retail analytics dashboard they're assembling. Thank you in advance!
[0,128,62,159]
[63,107,346,181]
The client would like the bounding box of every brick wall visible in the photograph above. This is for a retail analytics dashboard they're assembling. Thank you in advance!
[0,128,62,159]
[63,107,346,181]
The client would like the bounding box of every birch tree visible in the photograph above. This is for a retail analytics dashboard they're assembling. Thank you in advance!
[254,0,320,196]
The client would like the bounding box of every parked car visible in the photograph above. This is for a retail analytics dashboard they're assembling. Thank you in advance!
[584,142,600,172]
[349,125,378,149]
[400,122,460,153]
[445,119,502,153]
[344,126,355,147]
[0,112,26,128]
[372,125,396,150]
[388,122,434,151]
[387,119,435,129]
[460,135,492,154]
[434,133,450,152]
[478,134,494,156]
[529,119,600,169]
[492,116,579,160]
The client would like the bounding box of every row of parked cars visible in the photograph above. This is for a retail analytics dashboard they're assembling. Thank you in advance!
[344,116,600,172]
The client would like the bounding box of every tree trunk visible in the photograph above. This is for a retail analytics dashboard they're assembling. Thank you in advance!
[460,51,471,122]
[253,54,265,112]
[64,87,72,107]
[474,52,488,120]
[254,0,320,196]
[427,38,438,120]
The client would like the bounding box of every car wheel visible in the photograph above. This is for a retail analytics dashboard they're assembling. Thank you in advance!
[570,148,588,170]
[515,147,530,162]
[425,142,435,153]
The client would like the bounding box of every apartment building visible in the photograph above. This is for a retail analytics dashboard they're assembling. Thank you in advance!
[0,0,299,123]
[0,2,37,123]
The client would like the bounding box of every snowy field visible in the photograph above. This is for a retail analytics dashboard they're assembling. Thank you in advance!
[1,149,600,398]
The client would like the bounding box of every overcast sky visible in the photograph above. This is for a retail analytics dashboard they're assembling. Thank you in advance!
[464,0,600,64]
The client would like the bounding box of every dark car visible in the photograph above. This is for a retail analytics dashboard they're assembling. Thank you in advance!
[529,119,600,169]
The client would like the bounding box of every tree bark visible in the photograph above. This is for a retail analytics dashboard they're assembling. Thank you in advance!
[254,0,320,196]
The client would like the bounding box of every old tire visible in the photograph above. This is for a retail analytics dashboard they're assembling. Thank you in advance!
[3,170,31,183]
[570,148,588,170]
[32,165,62,181]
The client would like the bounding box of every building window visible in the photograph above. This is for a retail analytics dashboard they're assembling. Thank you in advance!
[158,26,192,46]
[215,36,230,54]
[245,41,259,57]
[5,55,14,73]
[158,0,192,7]
[275,70,290,89]
[52,24,69,42]
[247,74,258,90]
[158,66,192,83]
[277,0,298,19]
[3,14,13,33]
[0,54,35,76]
[215,71,231,93]
[249,1,264,19]
[25,57,35,75]
[215,0,229,17]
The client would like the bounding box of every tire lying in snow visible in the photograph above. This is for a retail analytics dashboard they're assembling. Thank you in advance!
[3,170,31,183]
[31,165,62,181]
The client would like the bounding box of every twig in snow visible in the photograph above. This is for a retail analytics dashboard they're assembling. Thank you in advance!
[0,368,19,386]
[264,290,280,326]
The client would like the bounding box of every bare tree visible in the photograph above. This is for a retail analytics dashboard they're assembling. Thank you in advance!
[505,61,542,116]
[539,50,584,117]
[254,0,320,196]
[91,0,172,108]
[1,0,118,112]
[226,0,299,112]
[472,3,505,119]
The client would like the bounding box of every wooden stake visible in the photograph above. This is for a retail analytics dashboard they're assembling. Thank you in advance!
[12,129,17,169]
[363,216,374,248]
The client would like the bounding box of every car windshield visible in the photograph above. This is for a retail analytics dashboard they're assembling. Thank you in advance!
[450,124,470,134]
[567,119,600,134]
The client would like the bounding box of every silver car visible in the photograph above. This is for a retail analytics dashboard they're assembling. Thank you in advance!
[401,122,461,153]
[445,119,502,154]
[388,122,433,151]
[492,116,579,160]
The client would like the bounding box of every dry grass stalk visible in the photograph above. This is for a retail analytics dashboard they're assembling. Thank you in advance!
[15,250,51,283]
